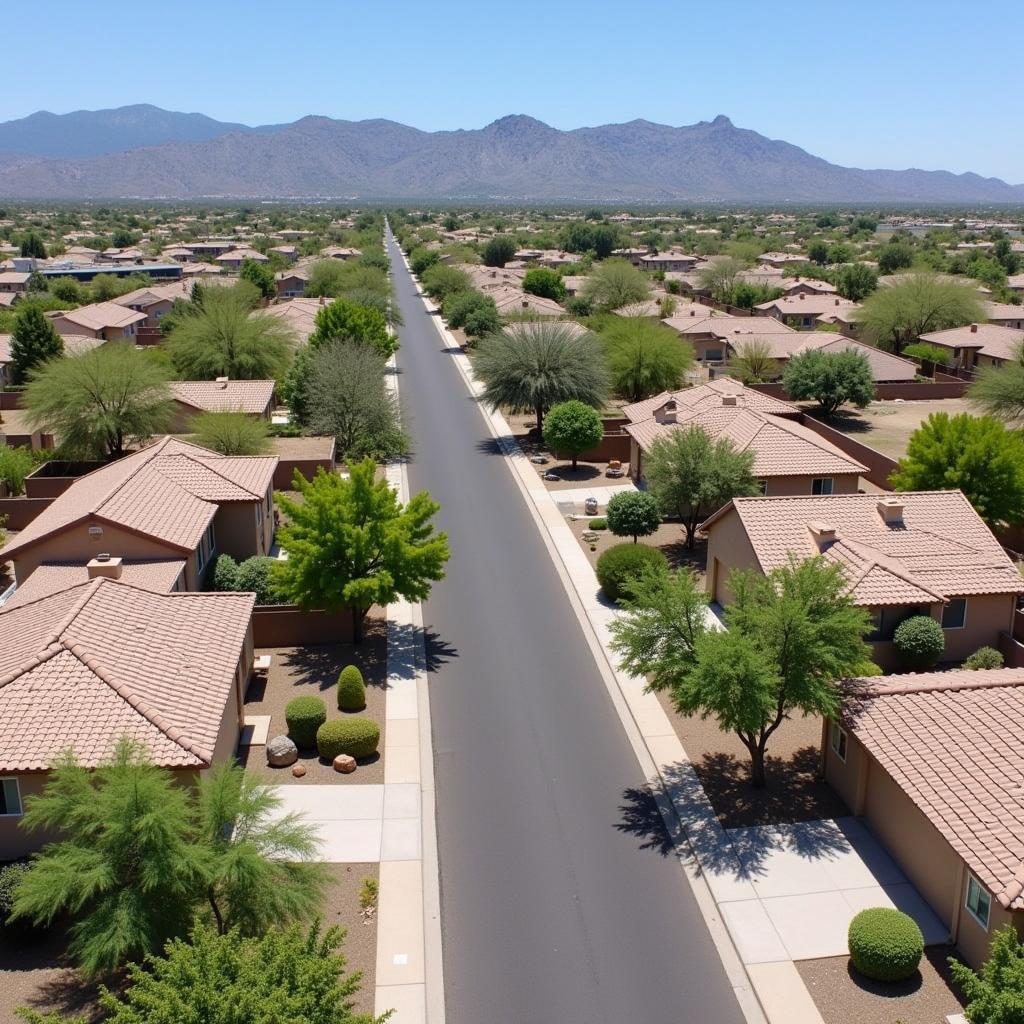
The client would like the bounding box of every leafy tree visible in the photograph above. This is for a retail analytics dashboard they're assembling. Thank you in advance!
[591,225,621,259]
[606,489,661,542]
[441,290,500,339]
[9,304,63,383]
[903,341,952,367]
[542,400,603,469]
[47,276,84,305]
[0,445,36,495]
[522,267,567,303]
[31,921,383,1024]
[167,286,295,380]
[482,235,516,268]
[876,239,915,274]
[859,273,984,355]
[19,231,46,258]
[408,246,440,276]
[807,240,829,265]
[305,259,351,298]
[783,348,874,418]
[273,459,450,642]
[474,321,609,433]
[698,256,746,301]
[309,298,396,358]
[420,263,471,302]
[582,259,650,312]
[600,317,692,401]
[645,424,759,548]
[891,413,1024,527]
[304,339,407,460]
[634,557,871,786]
[24,342,173,459]
[971,345,1024,424]
[729,339,775,384]
[949,925,1024,1024]
[239,258,275,299]
[721,282,784,310]
[192,410,272,455]
[828,242,854,265]
[835,263,878,301]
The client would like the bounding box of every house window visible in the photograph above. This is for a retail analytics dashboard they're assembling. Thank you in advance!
[869,605,927,642]
[757,479,768,496]
[829,722,848,762]
[812,478,834,495]
[942,598,967,630]
[196,523,216,573]
[0,778,22,816]
[966,874,992,930]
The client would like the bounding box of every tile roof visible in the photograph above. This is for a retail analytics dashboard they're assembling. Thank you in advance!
[793,336,918,382]
[0,436,277,561]
[0,577,253,770]
[985,301,1024,323]
[170,379,275,414]
[3,560,185,607]
[840,668,1024,909]
[112,281,192,308]
[262,297,324,343]
[755,295,861,317]
[623,378,798,423]
[662,314,797,340]
[54,301,147,332]
[703,491,1024,605]
[489,287,565,315]
[921,324,1024,363]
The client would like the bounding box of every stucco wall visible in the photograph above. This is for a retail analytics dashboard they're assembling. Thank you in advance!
[704,506,761,605]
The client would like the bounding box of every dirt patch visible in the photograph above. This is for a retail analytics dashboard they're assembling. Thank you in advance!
[240,617,388,785]
[659,697,849,829]
[797,946,966,1024]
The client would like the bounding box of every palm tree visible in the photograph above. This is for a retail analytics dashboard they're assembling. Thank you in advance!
[474,321,609,432]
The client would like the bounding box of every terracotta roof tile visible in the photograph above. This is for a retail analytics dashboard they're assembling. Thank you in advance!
[3,560,185,607]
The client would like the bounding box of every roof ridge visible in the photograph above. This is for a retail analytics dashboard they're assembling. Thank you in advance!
[0,642,67,693]
[847,669,1024,699]
[834,536,946,602]
[155,451,263,498]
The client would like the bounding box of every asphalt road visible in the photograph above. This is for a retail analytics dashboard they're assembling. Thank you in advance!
[387,232,745,1024]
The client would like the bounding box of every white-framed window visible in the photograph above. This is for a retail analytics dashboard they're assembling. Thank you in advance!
[812,478,834,495]
[0,777,22,816]
[966,873,992,930]
[942,598,967,630]
[829,722,848,762]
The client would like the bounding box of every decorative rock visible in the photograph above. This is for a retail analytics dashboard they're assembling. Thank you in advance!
[291,764,306,778]
[530,454,549,465]
[333,754,357,774]
[266,734,298,767]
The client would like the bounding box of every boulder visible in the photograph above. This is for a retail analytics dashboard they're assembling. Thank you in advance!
[266,734,298,767]
[291,764,306,778]
[333,754,357,774]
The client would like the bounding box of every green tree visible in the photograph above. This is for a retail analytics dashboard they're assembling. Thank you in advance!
[47,276,84,305]
[645,424,759,548]
[24,342,173,459]
[697,256,745,302]
[305,259,350,298]
[542,399,603,469]
[591,225,620,259]
[970,345,1024,424]
[835,263,878,301]
[859,273,984,355]
[167,286,295,380]
[949,925,1024,1024]
[19,232,47,259]
[807,240,829,265]
[891,413,1024,527]
[729,339,775,384]
[474,321,609,433]
[408,247,439,276]
[191,410,272,456]
[782,348,874,418]
[9,304,63,383]
[442,290,500,339]
[828,242,853,264]
[482,235,516,268]
[273,459,450,642]
[309,298,396,358]
[0,445,36,495]
[239,258,275,299]
[420,263,472,302]
[600,317,692,401]
[522,267,567,302]
[581,259,650,312]
[606,489,661,542]
[877,240,915,274]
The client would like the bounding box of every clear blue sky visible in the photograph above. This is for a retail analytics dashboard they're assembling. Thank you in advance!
[8,0,1022,181]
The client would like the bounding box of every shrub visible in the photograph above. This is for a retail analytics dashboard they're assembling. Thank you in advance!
[212,554,240,592]
[892,615,945,671]
[336,665,367,711]
[236,556,286,605]
[316,717,381,760]
[285,696,327,749]
[0,445,35,496]
[964,646,1004,670]
[848,907,924,982]
[595,542,668,603]
[0,861,30,933]
[589,518,607,530]
[606,489,661,542]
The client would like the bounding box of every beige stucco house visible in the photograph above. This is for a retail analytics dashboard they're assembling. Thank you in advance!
[919,323,1024,370]
[50,301,147,341]
[169,378,275,432]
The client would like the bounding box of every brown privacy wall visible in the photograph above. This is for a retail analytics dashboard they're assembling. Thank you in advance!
[1014,609,1024,644]
[746,380,969,401]
[0,391,23,410]
[24,462,105,499]
[797,416,899,489]
[999,631,1024,669]
[135,326,163,346]
[0,497,55,529]
[252,605,356,646]
[273,457,334,491]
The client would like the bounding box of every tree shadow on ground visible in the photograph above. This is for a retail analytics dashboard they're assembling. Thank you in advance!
[423,628,458,674]
[814,408,872,434]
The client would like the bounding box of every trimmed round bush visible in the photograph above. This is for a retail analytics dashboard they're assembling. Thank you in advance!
[963,645,1004,670]
[606,490,662,542]
[316,717,381,761]
[596,542,668,603]
[892,615,945,671]
[337,665,367,711]
[284,696,327,749]
[589,518,607,530]
[847,907,924,982]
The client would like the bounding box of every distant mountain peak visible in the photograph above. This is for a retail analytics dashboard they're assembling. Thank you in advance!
[486,114,552,132]
[709,114,733,128]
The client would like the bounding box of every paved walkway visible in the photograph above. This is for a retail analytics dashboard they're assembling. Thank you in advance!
[547,482,637,506]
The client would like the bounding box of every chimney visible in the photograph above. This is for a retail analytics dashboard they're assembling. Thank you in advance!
[656,399,678,424]
[835,298,840,305]
[522,300,529,308]
[319,295,326,305]
[690,308,696,316]
[722,395,738,407]
[808,521,837,549]
[87,554,123,580]
[970,323,978,333]
[215,376,229,389]
[799,293,805,300]
[877,498,904,525]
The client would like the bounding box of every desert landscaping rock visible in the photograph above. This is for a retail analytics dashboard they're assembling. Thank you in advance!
[333,753,357,774]
[266,734,298,767]
[291,763,306,778]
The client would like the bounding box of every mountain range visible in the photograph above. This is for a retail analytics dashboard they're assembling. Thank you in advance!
[0,105,1019,203]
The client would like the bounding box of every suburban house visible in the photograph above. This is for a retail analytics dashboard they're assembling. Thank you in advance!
[611,247,651,267]
[825,667,1024,968]
[662,313,797,363]
[2,557,187,604]
[113,280,193,327]
[781,277,837,297]
[919,323,1024,370]
[216,247,268,270]
[0,271,31,294]
[0,333,104,389]
[755,294,861,330]
[263,296,325,343]
[0,436,278,591]
[169,378,275,432]
[1006,273,1024,296]
[756,252,808,269]
[321,246,362,260]
[0,574,255,859]
[639,251,699,273]
[269,244,298,263]
[275,268,310,297]
[50,301,147,341]
[458,265,526,291]
[984,301,1024,331]
[622,379,866,492]
[701,491,1024,669]
[489,287,564,317]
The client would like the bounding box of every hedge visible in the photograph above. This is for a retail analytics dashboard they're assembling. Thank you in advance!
[316,717,381,761]
[284,696,327,749]
[595,542,668,603]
